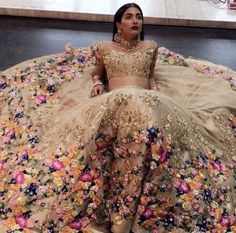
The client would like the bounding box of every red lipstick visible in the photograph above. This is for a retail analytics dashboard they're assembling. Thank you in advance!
[131,26,139,30]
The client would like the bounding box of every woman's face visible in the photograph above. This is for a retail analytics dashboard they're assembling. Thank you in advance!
[117,7,143,40]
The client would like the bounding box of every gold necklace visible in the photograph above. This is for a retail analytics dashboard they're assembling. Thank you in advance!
[118,38,140,52]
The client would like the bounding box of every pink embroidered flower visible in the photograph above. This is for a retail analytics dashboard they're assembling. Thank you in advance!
[15,216,27,228]
[3,128,16,143]
[35,95,46,105]
[44,158,53,167]
[52,159,64,171]
[219,215,232,228]
[159,147,168,163]
[36,199,43,206]
[15,172,25,184]
[60,66,71,72]
[192,202,200,211]
[38,185,48,194]
[79,172,94,182]
[35,146,44,152]
[142,208,154,219]
[68,220,82,230]
[26,218,35,228]
[178,179,191,193]
[0,161,6,171]
[24,75,32,83]
[211,160,222,172]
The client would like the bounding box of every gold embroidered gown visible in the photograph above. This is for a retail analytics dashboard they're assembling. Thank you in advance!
[0,41,236,233]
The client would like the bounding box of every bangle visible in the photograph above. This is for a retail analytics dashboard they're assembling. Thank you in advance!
[93,80,104,88]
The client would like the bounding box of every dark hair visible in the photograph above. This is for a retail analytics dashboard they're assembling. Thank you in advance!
[112,3,144,41]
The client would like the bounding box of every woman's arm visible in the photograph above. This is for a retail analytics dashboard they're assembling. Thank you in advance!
[91,43,105,97]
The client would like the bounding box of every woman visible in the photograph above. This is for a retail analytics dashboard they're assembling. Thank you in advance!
[0,3,236,233]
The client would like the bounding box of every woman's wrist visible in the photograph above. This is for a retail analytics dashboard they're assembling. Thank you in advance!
[93,80,104,88]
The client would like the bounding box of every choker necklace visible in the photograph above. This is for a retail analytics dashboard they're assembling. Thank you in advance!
[118,38,140,52]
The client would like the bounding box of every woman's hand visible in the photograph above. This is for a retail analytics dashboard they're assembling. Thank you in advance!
[90,84,104,97]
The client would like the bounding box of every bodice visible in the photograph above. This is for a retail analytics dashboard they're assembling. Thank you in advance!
[93,41,158,80]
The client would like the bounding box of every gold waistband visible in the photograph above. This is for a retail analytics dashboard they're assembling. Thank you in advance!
[109,75,147,80]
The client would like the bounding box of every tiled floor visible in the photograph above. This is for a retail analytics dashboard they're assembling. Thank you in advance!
[0,0,236,28]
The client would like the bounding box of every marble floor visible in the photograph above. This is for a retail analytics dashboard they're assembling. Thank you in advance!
[0,0,236,29]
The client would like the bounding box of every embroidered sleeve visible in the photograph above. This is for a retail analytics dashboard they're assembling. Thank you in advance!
[92,42,105,79]
[149,42,158,90]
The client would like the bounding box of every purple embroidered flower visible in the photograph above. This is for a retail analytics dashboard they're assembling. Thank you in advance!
[25,183,38,196]
[28,134,40,145]
[163,215,175,230]
[15,110,24,119]
[203,189,212,202]
[147,127,159,141]
[0,80,7,90]
[197,218,208,231]
[46,83,56,94]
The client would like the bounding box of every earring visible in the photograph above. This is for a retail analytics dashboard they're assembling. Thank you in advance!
[114,29,121,43]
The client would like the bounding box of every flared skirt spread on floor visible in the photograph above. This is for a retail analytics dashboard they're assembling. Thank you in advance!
[0,45,236,232]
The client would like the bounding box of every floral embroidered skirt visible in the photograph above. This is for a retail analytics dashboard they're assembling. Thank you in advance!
[0,45,236,233]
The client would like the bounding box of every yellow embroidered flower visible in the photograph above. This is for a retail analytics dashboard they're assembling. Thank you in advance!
[93,196,101,206]
[214,208,224,220]
[82,227,92,233]
[189,180,201,189]
[9,184,19,192]
[124,159,132,170]
[168,58,175,65]
[12,205,27,216]
[61,157,71,166]
[140,195,148,206]
[214,223,225,233]
[23,229,31,233]
[95,179,103,188]
[61,226,74,233]
[143,219,155,229]
[63,210,77,223]
[180,193,194,202]
[74,181,85,191]
[132,178,141,186]
[230,226,236,232]
[76,191,84,206]
[53,177,63,188]
[4,217,16,228]
[16,196,27,205]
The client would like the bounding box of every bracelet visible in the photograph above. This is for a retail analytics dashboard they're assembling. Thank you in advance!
[93,80,104,88]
